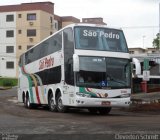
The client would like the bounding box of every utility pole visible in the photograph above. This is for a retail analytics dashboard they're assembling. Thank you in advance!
[159,3,160,74]
[159,3,160,50]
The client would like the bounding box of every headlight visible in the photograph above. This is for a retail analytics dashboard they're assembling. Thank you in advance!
[120,94,130,98]
[76,92,91,98]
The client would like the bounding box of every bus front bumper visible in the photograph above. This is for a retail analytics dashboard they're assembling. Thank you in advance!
[74,97,131,108]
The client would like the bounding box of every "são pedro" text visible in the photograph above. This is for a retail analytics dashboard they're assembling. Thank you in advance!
[83,30,120,39]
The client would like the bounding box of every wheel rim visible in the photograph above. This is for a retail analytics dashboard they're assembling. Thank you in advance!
[50,98,56,110]
[58,97,63,110]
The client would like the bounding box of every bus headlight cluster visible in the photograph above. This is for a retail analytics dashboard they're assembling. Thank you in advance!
[76,92,91,98]
[120,94,130,98]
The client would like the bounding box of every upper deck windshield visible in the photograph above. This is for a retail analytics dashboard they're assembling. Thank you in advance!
[74,26,128,53]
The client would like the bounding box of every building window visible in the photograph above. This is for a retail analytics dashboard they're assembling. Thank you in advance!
[27,45,33,50]
[6,15,14,22]
[27,13,36,20]
[27,29,36,37]
[18,14,22,18]
[6,46,14,53]
[6,30,14,37]
[6,62,14,69]
[129,51,134,54]
[18,30,22,34]
[55,22,58,30]
[50,17,53,23]
[18,46,22,50]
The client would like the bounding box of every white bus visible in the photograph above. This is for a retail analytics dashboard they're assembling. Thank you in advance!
[18,24,131,115]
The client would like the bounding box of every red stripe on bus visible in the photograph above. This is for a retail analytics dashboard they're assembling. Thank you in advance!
[35,86,41,104]
[22,66,26,74]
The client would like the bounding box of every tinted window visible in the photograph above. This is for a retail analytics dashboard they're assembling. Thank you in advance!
[25,31,62,65]
[27,13,36,20]
[36,66,61,85]
[75,26,128,53]
[6,30,14,37]
[6,62,14,69]
[27,29,36,36]
[6,15,14,22]
[6,46,14,53]
[63,28,74,85]
[47,32,62,54]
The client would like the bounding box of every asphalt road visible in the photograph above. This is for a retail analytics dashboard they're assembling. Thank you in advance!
[0,88,160,140]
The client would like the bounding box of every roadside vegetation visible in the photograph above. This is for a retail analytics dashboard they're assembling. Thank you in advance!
[0,77,18,87]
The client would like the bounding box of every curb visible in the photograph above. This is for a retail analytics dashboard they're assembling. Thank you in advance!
[0,87,12,90]
[131,98,160,105]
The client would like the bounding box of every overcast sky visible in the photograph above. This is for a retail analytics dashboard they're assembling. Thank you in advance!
[0,0,160,48]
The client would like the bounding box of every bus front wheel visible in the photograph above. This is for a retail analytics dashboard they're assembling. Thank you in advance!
[25,95,32,109]
[98,107,112,115]
[56,93,68,113]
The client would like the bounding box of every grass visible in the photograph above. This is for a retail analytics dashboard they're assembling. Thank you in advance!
[0,77,18,87]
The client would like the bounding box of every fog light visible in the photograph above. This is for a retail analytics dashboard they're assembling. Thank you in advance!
[81,101,84,104]
[76,100,80,103]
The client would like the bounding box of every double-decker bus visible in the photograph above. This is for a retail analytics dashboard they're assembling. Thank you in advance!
[18,24,131,115]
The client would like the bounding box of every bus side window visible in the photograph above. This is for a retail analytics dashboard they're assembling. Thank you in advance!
[63,28,74,85]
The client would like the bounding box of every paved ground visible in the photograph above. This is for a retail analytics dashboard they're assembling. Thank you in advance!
[132,92,160,101]
[0,88,160,140]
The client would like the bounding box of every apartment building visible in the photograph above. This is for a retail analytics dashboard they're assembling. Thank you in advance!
[0,2,80,78]
[0,12,17,77]
[0,2,54,77]
[54,15,80,32]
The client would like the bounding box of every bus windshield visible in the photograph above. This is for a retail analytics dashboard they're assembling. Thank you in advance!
[74,26,128,53]
[76,57,131,89]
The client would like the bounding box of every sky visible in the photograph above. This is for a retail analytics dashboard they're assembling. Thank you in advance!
[0,0,160,48]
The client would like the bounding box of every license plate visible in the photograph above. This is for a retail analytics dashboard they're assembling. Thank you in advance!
[101,101,111,106]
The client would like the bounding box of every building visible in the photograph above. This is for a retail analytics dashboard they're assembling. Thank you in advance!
[0,2,80,78]
[0,2,54,77]
[129,47,160,93]
[54,15,80,31]
[129,47,159,55]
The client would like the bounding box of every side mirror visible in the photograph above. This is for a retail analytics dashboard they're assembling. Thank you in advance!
[73,54,79,72]
[132,58,141,75]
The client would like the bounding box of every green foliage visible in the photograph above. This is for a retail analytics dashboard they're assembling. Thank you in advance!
[153,33,160,49]
[0,78,18,87]
[2,79,13,87]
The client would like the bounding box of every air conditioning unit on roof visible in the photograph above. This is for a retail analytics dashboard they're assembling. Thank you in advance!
[29,22,33,25]
[29,38,33,42]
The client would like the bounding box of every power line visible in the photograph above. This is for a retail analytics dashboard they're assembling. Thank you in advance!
[120,26,159,29]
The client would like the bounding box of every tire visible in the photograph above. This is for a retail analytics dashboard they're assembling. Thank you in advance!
[88,108,98,114]
[25,95,32,109]
[48,94,57,112]
[56,93,68,113]
[98,107,112,115]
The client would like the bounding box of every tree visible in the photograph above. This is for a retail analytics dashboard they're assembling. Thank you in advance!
[153,33,160,49]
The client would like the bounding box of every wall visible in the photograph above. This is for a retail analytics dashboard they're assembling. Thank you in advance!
[0,12,17,77]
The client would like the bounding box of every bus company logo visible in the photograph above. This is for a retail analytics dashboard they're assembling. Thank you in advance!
[83,30,120,39]
[39,57,54,70]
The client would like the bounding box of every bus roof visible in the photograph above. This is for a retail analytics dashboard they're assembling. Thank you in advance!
[64,23,122,30]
